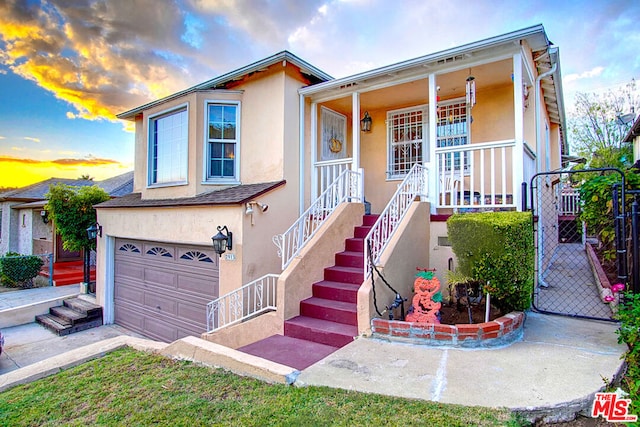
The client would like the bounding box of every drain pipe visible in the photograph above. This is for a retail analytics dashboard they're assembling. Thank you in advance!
[534,48,557,290]
[535,50,557,173]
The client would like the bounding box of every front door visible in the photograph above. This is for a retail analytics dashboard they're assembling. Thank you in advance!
[55,231,81,262]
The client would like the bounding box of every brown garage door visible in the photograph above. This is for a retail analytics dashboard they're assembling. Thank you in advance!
[114,239,219,342]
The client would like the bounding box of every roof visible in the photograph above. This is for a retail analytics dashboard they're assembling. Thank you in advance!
[623,115,640,143]
[95,181,285,209]
[0,172,134,203]
[117,51,333,120]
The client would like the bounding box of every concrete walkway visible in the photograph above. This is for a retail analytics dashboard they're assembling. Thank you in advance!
[0,285,79,311]
[0,287,628,424]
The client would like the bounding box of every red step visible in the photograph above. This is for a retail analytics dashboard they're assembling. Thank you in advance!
[285,316,357,347]
[300,297,357,326]
[237,334,338,370]
[362,214,380,226]
[345,238,364,252]
[324,265,363,285]
[353,225,372,238]
[312,280,359,303]
[335,251,363,268]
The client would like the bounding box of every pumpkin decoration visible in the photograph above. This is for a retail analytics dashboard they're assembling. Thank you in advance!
[405,269,442,323]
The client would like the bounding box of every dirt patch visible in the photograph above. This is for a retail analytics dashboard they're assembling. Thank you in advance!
[438,303,503,324]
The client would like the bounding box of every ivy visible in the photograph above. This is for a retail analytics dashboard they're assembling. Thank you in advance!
[616,293,640,417]
[45,184,110,252]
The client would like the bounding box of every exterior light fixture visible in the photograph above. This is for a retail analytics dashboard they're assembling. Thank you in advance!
[86,223,102,239]
[360,111,372,132]
[40,210,49,224]
[211,225,232,256]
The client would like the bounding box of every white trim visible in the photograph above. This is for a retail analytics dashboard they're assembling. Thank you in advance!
[104,235,115,324]
[513,53,525,210]
[386,104,428,180]
[310,102,318,201]
[299,94,305,216]
[202,100,241,183]
[351,92,360,171]
[319,106,348,161]
[147,102,189,187]
[428,74,438,213]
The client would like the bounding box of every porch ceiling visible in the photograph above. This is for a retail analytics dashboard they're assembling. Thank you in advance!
[322,59,514,113]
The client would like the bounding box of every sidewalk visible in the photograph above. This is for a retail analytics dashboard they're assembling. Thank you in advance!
[0,286,79,311]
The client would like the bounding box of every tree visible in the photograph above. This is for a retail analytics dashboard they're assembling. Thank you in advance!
[569,79,639,168]
[78,174,94,181]
[45,184,110,284]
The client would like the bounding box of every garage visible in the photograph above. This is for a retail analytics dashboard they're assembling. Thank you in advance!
[114,238,219,342]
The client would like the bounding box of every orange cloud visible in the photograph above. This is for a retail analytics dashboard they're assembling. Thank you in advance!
[0,155,128,188]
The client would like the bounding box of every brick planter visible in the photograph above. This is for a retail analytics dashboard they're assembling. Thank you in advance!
[371,311,525,348]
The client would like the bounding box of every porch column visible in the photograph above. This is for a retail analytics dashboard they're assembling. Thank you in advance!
[513,53,525,211]
[351,92,361,172]
[299,94,306,215]
[428,74,438,213]
[310,102,318,202]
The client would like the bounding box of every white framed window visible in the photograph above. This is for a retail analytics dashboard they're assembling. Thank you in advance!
[436,99,470,172]
[148,105,188,186]
[205,102,240,182]
[321,107,347,161]
[387,105,427,179]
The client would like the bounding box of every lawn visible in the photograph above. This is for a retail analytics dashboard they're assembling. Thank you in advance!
[0,347,522,426]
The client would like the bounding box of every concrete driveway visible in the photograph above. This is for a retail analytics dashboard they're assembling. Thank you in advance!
[0,323,137,375]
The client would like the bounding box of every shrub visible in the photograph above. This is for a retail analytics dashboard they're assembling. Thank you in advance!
[0,252,45,288]
[447,211,534,312]
[616,292,640,417]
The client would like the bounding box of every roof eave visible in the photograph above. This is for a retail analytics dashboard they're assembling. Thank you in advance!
[117,51,333,120]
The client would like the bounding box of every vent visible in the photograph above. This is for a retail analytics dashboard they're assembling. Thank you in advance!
[438,236,451,247]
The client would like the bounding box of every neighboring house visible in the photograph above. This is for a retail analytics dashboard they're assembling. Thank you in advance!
[0,172,133,262]
[623,115,640,164]
[95,25,566,356]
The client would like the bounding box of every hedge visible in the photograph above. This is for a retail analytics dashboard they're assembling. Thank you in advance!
[447,211,534,312]
[0,252,45,288]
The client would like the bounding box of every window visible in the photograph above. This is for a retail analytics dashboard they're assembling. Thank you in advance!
[387,105,427,179]
[436,99,470,172]
[148,106,188,186]
[206,102,239,181]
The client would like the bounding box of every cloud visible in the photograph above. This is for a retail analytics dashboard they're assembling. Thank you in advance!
[0,155,119,167]
[0,135,5,139]
[564,67,605,84]
[23,136,41,142]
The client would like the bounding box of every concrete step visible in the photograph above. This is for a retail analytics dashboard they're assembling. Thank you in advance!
[353,225,372,238]
[345,238,364,252]
[362,214,379,226]
[335,251,364,268]
[285,316,357,347]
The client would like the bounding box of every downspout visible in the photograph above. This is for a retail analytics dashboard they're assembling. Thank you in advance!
[535,51,557,173]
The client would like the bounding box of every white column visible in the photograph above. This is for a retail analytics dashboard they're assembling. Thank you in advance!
[310,102,318,202]
[352,92,361,171]
[299,94,306,215]
[428,74,438,213]
[513,53,525,211]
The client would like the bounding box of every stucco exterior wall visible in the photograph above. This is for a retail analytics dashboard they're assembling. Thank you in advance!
[428,219,456,299]
[357,201,430,335]
[17,209,33,255]
[31,209,53,254]
[635,134,640,162]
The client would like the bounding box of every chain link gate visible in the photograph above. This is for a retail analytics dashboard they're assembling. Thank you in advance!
[529,169,627,321]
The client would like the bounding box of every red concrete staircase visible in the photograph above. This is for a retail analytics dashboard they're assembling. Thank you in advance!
[39,261,96,286]
[238,214,378,370]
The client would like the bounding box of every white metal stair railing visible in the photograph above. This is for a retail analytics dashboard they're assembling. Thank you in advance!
[364,163,428,277]
[273,169,362,270]
[206,274,279,333]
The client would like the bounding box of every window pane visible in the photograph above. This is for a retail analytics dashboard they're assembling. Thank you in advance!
[223,159,234,177]
[150,108,187,184]
[212,142,222,158]
[209,124,222,139]
[224,144,235,159]
[207,103,238,180]
[210,159,221,177]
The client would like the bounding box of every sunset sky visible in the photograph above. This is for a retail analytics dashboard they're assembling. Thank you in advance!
[1,0,638,188]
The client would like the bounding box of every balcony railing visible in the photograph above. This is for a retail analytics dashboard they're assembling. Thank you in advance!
[436,139,517,210]
[273,168,362,270]
[559,186,580,216]
[206,274,279,333]
[364,163,428,277]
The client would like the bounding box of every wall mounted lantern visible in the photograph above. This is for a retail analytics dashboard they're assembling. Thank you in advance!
[40,210,49,224]
[211,225,233,256]
[360,111,372,132]
[86,223,102,239]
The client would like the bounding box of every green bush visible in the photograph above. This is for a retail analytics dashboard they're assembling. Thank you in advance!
[616,292,640,417]
[0,252,45,288]
[447,211,534,312]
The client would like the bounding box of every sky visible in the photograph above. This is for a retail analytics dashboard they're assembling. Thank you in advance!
[0,0,638,189]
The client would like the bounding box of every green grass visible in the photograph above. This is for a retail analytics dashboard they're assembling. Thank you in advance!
[0,347,523,426]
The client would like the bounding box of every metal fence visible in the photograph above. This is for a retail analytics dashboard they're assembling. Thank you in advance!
[0,252,53,287]
[530,169,627,321]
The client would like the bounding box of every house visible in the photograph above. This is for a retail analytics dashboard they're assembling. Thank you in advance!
[623,115,640,165]
[0,172,133,284]
[95,25,566,363]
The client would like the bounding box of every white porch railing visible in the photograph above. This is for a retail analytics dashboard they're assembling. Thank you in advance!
[364,163,428,277]
[436,139,516,209]
[559,186,580,216]
[206,274,279,333]
[314,158,352,199]
[273,168,362,270]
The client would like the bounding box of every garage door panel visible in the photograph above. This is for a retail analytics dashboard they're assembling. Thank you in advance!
[144,268,177,288]
[114,239,219,343]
